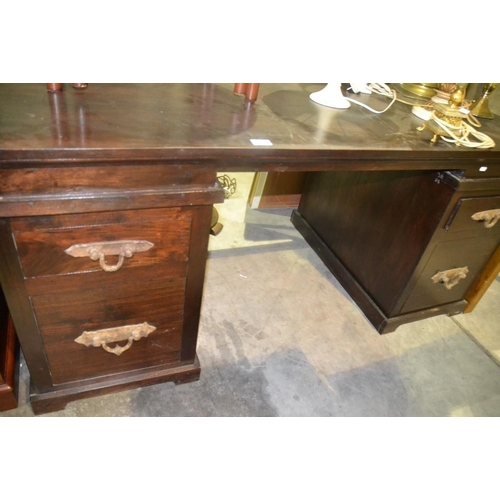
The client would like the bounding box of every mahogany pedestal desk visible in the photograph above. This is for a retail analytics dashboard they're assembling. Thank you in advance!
[1,84,500,414]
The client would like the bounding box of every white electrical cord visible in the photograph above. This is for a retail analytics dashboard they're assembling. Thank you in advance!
[346,83,397,114]
[345,83,496,148]
[431,111,496,149]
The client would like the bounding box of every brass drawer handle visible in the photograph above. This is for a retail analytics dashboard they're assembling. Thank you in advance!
[431,266,469,290]
[65,240,154,272]
[74,322,156,356]
[471,209,500,228]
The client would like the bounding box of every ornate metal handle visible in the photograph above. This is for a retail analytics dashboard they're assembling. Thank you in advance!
[431,266,469,290]
[471,209,500,228]
[65,240,154,272]
[74,322,156,356]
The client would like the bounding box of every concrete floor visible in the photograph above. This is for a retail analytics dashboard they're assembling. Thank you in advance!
[2,172,500,417]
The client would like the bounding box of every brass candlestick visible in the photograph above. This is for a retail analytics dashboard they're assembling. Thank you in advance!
[470,83,497,119]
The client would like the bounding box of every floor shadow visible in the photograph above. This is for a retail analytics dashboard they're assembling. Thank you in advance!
[5,330,500,417]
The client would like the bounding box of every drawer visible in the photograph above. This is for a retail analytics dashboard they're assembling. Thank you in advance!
[31,272,186,385]
[446,195,500,234]
[11,207,192,279]
[400,235,500,314]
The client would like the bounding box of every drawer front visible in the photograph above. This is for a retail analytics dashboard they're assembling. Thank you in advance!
[446,195,500,233]
[400,235,500,314]
[31,273,186,385]
[12,207,192,279]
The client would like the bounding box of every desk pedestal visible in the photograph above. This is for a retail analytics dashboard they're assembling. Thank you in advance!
[293,170,500,333]
[0,165,224,414]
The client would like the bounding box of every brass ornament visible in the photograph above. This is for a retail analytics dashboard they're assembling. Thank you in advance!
[470,83,497,119]
[416,86,495,148]
[417,87,467,144]
[437,83,459,94]
[401,83,438,99]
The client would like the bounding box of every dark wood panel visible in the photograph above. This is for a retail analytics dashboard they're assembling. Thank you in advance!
[401,236,500,313]
[29,356,201,415]
[0,184,224,218]
[32,275,186,384]
[0,287,19,412]
[181,205,213,362]
[291,210,467,334]
[13,207,192,278]
[0,220,54,391]
[297,170,455,316]
[259,172,307,208]
[446,195,500,233]
[0,288,8,374]
[0,166,215,196]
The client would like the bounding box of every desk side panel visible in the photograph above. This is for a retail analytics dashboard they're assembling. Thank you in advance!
[297,170,455,316]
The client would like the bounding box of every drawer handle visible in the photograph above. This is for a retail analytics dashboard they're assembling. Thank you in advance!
[65,240,154,272]
[431,266,469,290]
[74,322,157,356]
[471,209,500,228]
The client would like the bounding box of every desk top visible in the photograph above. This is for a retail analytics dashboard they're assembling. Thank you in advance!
[2,83,500,171]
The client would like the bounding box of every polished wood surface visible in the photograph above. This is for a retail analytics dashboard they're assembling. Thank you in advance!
[2,83,500,173]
